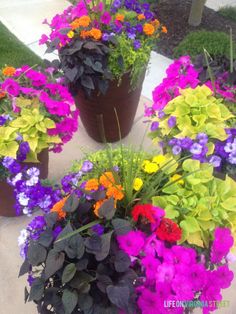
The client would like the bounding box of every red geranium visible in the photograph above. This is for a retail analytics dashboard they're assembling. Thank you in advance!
[132,204,156,223]
[156,218,182,242]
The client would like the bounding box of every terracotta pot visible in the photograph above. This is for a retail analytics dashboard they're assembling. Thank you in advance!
[75,70,146,142]
[0,149,49,217]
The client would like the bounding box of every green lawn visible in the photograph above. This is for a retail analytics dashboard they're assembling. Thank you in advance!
[0,22,42,68]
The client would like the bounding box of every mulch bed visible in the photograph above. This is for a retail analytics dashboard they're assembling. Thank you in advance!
[154,0,236,58]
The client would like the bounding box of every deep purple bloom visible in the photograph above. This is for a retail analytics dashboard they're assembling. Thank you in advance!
[0,116,7,125]
[8,161,21,174]
[150,121,159,131]
[180,137,193,149]
[53,226,62,239]
[158,111,165,119]
[135,24,143,33]
[92,224,104,236]
[133,39,141,50]
[197,133,208,145]
[167,116,176,128]
[102,33,109,41]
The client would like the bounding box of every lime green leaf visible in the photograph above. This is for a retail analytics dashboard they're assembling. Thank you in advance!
[180,216,200,233]
[44,118,55,129]
[187,231,204,247]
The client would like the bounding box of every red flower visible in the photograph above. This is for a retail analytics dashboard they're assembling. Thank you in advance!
[132,204,156,223]
[156,218,182,242]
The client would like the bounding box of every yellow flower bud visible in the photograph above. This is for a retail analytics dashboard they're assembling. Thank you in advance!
[170,174,184,185]
[133,178,143,191]
[67,30,75,38]
[152,154,167,165]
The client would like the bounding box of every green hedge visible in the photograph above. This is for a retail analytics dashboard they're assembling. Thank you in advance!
[173,30,236,59]
[218,6,236,22]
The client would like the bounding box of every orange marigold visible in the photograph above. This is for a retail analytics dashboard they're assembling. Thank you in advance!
[50,196,69,220]
[143,23,155,36]
[70,18,81,30]
[0,89,6,99]
[99,172,115,188]
[80,30,90,39]
[106,185,124,201]
[89,28,102,40]
[2,66,16,76]
[79,15,91,27]
[93,199,106,217]
[162,26,168,33]
[151,19,160,29]
[85,178,99,191]
[137,14,145,20]
[116,14,125,22]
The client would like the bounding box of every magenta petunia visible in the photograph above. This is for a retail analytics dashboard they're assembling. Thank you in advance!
[117,230,145,256]
[101,11,111,25]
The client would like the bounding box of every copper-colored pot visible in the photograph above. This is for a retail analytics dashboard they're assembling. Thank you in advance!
[75,70,146,142]
[0,149,49,217]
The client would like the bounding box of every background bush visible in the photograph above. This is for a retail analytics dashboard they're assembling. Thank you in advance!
[218,6,236,22]
[173,30,236,59]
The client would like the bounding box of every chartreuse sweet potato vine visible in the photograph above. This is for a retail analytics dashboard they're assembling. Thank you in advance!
[1,98,61,161]
[153,159,236,249]
[150,85,234,144]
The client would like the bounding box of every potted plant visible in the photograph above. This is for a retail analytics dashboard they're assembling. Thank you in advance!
[40,0,166,142]
[0,65,79,216]
[145,56,236,179]
[18,147,235,313]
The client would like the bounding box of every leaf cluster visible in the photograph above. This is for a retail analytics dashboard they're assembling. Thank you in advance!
[153,159,236,248]
[51,39,113,97]
[20,193,137,314]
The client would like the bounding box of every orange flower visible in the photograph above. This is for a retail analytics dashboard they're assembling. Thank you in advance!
[70,18,81,30]
[89,28,102,40]
[143,23,155,36]
[162,26,168,33]
[80,30,90,39]
[137,14,145,20]
[151,19,160,29]
[93,199,106,217]
[2,66,16,76]
[106,185,124,201]
[99,172,115,188]
[50,196,69,220]
[85,178,99,191]
[116,14,125,22]
[0,89,6,99]
[93,198,117,217]
[79,15,91,27]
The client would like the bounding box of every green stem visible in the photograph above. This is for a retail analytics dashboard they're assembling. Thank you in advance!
[203,48,216,95]
[55,219,102,243]
[229,27,234,74]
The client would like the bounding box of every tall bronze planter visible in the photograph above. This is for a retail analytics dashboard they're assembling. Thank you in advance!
[0,149,49,217]
[75,71,146,142]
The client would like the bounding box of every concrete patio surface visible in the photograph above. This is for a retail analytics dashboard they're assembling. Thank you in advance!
[0,0,236,313]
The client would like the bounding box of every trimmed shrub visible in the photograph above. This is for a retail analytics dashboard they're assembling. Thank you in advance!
[174,30,236,59]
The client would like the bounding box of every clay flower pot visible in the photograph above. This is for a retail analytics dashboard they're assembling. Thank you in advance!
[0,149,49,217]
[75,70,146,142]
